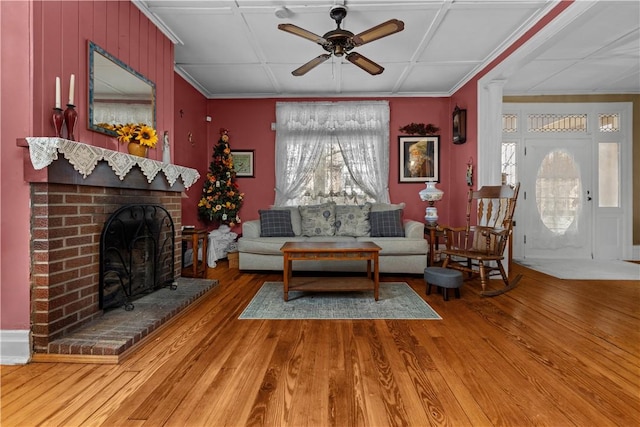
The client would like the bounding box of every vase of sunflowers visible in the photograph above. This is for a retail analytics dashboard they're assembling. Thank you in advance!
[109,123,158,157]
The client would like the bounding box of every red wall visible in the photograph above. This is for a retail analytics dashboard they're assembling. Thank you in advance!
[30,0,175,156]
[1,1,32,331]
[174,74,209,227]
[204,97,461,232]
[0,0,174,331]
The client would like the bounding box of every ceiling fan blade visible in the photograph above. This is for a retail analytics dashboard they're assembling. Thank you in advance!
[352,19,404,46]
[292,54,331,76]
[278,23,327,45]
[346,52,384,75]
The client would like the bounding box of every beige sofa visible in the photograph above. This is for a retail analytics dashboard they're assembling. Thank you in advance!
[238,202,428,274]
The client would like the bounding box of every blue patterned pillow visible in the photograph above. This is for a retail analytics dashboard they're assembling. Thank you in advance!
[299,202,336,236]
[335,203,371,237]
[259,209,295,237]
[369,209,405,237]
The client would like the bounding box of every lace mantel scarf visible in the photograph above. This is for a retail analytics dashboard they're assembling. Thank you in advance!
[26,137,200,189]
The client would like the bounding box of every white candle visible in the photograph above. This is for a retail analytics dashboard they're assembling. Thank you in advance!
[68,74,75,105]
[55,77,61,109]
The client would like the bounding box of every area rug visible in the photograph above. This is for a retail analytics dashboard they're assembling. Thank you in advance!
[514,258,640,280]
[239,282,441,320]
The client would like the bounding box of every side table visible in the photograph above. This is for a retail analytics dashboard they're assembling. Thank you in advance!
[181,228,208,278]
[424,223,444,267]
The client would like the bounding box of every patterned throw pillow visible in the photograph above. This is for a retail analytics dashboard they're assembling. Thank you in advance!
[369,209,405,237]
[259,209,295,237]
[270,206,302,235]
[299,202,336,236]
[335,203,371,237]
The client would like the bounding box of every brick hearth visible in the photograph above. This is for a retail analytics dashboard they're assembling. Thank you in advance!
[31,277,217,363]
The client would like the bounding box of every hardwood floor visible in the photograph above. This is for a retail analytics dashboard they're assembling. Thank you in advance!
[1,262,639,426]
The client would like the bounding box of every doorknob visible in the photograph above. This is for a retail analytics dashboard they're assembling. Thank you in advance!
[587,190,592,201]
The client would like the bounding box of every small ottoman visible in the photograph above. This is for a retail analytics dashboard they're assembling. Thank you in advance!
[424,267,463,301]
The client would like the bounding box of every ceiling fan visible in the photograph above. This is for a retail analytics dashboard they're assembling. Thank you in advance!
[278,5,404,76]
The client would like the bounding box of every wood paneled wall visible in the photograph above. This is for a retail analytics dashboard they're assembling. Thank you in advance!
[30,0,174,161]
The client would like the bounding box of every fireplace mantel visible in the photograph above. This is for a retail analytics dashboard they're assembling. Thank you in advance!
[18,137,200,193]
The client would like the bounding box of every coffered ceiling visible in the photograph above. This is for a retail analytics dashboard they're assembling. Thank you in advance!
[133,0,640,99]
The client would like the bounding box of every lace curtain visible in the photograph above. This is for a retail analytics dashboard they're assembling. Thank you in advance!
[93,101,153,126]
[274,101,390,206]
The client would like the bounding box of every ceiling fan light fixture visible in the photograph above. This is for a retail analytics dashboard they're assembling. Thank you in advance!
[278,6,403,76]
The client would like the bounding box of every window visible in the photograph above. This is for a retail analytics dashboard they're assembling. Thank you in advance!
[527,113,587,132]
[501,114,518,187]
[501,141,517,186]
[598,114,619,132]
[292,138,369,205]
[503,113,518,133]
[598,142,620,207]
[274,101,390,206]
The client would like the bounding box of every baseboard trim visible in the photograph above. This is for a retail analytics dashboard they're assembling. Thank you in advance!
[0,330,31,365]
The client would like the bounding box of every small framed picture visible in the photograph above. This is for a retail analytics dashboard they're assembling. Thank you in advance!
[231,150,254,177]
[399,136,440,182]
[453,106,467,144]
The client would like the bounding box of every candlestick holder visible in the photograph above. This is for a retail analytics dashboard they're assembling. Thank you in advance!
[52,107,64,138]
[63,104,78,141]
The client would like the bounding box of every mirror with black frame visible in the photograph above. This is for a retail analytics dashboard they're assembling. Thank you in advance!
[88,41,156,136]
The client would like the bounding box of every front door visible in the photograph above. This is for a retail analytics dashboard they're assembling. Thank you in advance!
[521,138,593,259]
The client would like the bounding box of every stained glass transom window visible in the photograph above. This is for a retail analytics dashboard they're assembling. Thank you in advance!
[528,114,587,132]
[503,114,518,133]
[598,114,619,132]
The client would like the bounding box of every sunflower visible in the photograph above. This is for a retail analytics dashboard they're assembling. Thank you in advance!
[116,124,135,143]
[113,123,159,148]
[135,125,158,148]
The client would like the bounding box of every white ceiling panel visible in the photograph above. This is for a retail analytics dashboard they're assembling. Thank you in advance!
[271,62,345,95]
[164,14,260,64]
[179,65,276,96]
[339,63,406,93]
[536,2,640,60]
[527,59,640,94]
[399,63,477,95]
[418,4,547,63]
[134,0,640,98]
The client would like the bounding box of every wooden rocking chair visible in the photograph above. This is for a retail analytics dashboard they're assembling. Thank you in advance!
[440,183,521,297]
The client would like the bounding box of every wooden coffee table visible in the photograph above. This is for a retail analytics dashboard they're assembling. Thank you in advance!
[280,241,381,302]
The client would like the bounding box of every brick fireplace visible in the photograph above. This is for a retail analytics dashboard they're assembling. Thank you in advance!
[30,183,182,353]
[20,138,200,356]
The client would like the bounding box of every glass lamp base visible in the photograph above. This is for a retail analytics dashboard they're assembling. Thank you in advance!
[425,206,438,224]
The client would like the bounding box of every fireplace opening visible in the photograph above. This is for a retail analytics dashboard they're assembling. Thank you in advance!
[100,204,176,311]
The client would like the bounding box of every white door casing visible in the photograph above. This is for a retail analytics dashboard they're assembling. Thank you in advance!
[501,102,632,260]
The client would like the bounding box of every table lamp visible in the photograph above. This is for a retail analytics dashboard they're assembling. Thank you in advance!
[418,180,444,224]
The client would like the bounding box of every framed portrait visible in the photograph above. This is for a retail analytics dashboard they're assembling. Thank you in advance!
[399,136,440,182]
[231,150,254,177]
[452,106,467,144]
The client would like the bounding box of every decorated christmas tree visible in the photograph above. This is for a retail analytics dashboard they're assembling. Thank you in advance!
[198,128,244,227]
